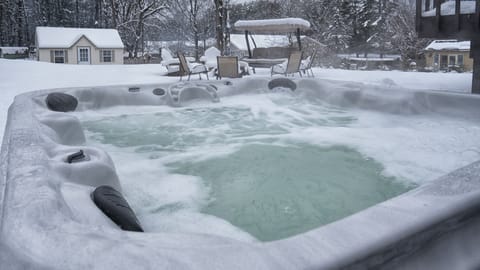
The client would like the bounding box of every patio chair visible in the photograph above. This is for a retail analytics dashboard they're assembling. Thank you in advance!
[271,51,303,77]
[300,50,317,77]
[177,52,209,81]
[216,56,241,79]
[200,47,221,70]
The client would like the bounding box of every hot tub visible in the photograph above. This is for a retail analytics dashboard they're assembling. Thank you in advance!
[1,78,480,269]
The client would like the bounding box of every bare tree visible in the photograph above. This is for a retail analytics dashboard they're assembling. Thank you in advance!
[172,0,212,60]
[109,0,170,57]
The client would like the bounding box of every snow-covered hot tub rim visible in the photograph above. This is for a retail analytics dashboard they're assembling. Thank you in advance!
[1,79,480,269]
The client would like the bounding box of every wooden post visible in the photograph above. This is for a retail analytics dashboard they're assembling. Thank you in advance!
[245,30,252,58]
[435,0,441,33]
[296,28,302,51]
[455,0,460,31]
[472,40,480,94]
[416,0,422,32]
[476,0,480,29]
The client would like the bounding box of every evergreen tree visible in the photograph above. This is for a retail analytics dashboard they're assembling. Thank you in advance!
[323,4,350,53]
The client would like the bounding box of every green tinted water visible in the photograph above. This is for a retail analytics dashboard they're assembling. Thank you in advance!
[170,143,409,241]
[82,97,413,241]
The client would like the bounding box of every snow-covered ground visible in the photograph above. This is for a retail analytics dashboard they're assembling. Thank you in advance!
[0,58,472,143]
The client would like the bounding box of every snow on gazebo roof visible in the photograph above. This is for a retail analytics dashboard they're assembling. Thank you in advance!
[36,27,124,49]
[234,18,310,33]
[425,40,470,51]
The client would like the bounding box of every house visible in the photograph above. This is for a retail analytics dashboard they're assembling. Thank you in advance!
[424,40,472,72]
[416,1,478,91]
[35,27,124,65]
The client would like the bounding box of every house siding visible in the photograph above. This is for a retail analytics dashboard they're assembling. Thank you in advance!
[37,36,123,65]
[425,50,473,71]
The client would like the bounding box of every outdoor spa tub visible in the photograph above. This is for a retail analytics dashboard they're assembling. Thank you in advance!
[1,78,480,269]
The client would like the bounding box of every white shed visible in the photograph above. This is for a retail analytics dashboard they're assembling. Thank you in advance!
[35,27,124,65]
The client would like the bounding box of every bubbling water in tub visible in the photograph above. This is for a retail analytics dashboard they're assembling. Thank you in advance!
[78,92,480,242]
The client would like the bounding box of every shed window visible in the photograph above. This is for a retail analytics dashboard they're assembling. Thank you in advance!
[457,55,464,66]
[433,54,439,65]
[54,50,65,63]
[449,55,456,66]
[101,50,113,62]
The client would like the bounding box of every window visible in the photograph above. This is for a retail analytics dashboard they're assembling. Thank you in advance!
[433,54,439,65]
[101,50,113,62]
[440,55,448,69]
[54,50,65,63]
[79,48,89,62]
[457,55,464,66]
[449,55,456,66]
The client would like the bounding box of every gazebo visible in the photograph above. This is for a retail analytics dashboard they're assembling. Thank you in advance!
[233,18,311,59]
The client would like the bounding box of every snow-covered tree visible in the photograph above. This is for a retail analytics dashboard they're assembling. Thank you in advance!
[0,0,424,67]
[108,0,170,57]
[388,2,431,69]
[321,3,350,52]
[171,0,213,60]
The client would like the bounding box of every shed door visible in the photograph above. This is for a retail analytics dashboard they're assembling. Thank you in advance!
[77,47,90,64]
[440,55,448,69]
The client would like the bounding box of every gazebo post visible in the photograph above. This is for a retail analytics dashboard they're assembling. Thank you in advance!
[296,28,302,51]
[245,30,252,58]
[472,40,480,94]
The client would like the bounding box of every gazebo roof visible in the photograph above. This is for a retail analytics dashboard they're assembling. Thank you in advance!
[234,18,310,33]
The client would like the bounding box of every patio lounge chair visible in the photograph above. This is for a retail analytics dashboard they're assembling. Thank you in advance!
[178,52,209,81]
[271,51,303,77]
[300,50,317,77]
[216,56,241,79]
[161,49,195,75]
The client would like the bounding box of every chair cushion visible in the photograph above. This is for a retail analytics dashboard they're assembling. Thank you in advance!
[272,60,287,74]
[300,56,311,69]
[191,63,208,73]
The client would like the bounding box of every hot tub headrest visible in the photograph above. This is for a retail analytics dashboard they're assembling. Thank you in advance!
[92,185,144,232]
[46,92,78,112]
[268,78,297,91]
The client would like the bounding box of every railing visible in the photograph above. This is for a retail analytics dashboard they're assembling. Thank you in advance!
[416,0,480,35]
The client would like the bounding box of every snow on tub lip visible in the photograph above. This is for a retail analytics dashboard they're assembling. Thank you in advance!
[1,78,480,269]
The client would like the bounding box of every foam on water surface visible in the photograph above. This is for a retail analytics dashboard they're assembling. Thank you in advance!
[78,92,480,242]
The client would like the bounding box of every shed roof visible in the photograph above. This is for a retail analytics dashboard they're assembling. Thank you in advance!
[36,27,124,49]
[234,18,310,33]
[425,40,470,51]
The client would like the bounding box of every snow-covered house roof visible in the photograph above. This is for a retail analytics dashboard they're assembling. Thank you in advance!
[234,18,310,33]
[36,27,124,49]
[425,40,470,51]
[145,39,216,53]
[230,34,298,51]
[0,47,28,55]
[337,54,401,62]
